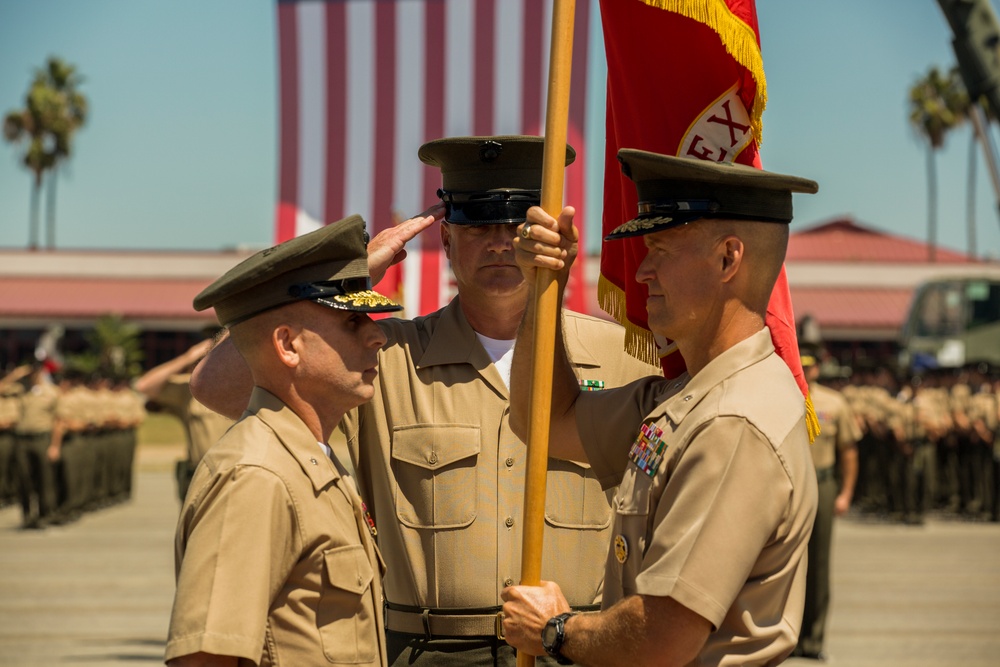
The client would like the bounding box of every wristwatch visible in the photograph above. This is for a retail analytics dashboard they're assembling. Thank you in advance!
[541,611,577,665]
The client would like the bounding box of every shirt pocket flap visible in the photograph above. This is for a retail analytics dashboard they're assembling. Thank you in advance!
[544,458,613,529]
[324,544,374,596]
[391,424,481,470]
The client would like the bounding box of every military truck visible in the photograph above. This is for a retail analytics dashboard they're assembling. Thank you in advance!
[899,276,1000,371]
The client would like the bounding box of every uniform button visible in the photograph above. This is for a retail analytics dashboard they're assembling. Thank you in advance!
[428,452,438,465]
[684,395,692,402]
[504,577,514,587]
[505,516,514,527]
[505,457,514,467]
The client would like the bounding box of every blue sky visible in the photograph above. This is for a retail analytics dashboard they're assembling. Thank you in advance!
[2,0,999,258]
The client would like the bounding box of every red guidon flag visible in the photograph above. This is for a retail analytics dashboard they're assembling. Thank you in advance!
[598,0,817,438]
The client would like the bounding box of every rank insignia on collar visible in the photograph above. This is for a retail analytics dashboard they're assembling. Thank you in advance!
[628,422,667,478]
[579,379,605,391]
[614,535,628,564]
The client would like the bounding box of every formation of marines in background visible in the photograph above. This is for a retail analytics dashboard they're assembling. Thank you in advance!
[0,336,234,529]
[3,354,993,533]
[0,363,145,528]
[820,358,1000,525]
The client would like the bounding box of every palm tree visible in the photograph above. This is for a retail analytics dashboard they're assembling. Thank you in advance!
[40,58,87,249]
[2,56,87,250]
[85,314,145,380]
[908,66,968,261]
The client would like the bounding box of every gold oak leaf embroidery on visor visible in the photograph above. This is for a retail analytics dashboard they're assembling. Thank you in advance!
[329,290,399,309]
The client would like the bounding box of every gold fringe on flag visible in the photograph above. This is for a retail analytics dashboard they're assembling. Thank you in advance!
[597,274,660,367]
[804,392,820,443]
[638,0,767,148]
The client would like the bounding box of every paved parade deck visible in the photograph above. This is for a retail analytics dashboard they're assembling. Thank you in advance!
[1,444,998,666]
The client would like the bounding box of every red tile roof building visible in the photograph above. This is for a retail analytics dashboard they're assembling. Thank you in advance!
[785,217,1000,342]
[3,216,1000,369]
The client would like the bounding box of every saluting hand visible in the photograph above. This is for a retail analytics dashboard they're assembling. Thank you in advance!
[366,203,446,286]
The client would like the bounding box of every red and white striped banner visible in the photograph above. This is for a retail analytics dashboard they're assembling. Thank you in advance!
[276,0,591,317]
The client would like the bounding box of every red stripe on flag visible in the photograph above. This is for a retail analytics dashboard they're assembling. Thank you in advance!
[276,3,299,243]
[520,1,544,136]
[473,0,496,135]
[419,0,446,315]
[373,1,397,235]
[324,2,347,226]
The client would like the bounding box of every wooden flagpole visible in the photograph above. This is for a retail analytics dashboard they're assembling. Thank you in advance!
[517,1,576,665]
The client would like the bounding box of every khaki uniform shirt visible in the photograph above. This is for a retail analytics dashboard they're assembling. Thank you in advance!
[0,385,22,430]
[55,385,92,433]
[968,389,999,434]
[343,299,657,610]
[94,386,115,429]
[577,329,818,666]
[808,383,862,470]
[154,373,234,465]
[121,387,148,427]
[167,388,387,667]
[16,382,60,435]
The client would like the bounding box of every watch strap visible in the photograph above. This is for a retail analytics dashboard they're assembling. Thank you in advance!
[542,611,577,665]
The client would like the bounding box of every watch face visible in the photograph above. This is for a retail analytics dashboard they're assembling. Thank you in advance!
[541,621,559,649]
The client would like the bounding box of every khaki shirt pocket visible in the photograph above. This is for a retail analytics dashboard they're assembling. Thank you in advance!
[610,466,653,593]
[320,545,377,663]
[391,424,480,529]
[544,459,613,529]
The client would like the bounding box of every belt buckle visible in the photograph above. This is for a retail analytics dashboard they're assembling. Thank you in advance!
[495,611,506,641]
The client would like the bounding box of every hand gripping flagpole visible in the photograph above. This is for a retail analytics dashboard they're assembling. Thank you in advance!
[517,1,576,666]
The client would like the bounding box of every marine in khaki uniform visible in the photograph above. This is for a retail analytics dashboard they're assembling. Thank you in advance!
[350,137,657,666]
[965,365,997,517]
[192,137,658,666]
[0,372,25,506]
[13,365,60,528]
[794,347,861,660]
[502,151,819,666]
[108,376,146,502]
[166,216,398,667]
[51,369,93,522]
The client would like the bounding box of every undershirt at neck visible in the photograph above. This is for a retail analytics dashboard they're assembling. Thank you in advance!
[476,332,516,389]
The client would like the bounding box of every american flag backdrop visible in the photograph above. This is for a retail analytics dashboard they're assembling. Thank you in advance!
[276,0,593,317]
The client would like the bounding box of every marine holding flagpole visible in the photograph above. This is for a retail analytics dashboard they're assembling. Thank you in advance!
[501,2,824,662]
[502,151,820,666]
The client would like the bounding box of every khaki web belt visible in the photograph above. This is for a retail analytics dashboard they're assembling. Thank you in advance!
[385,601,600,641]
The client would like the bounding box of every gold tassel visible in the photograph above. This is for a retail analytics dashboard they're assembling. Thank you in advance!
[804,393,820,444]
[601,275,818,444]
[598,275,660,367]
[637,0,767,148]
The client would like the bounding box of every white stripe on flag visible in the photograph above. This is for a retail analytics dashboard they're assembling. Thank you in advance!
[395,0,427,317]
[345,0,376,226]
[494,0,524,135]
[444,0,473,136]
[295,2,326,236]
